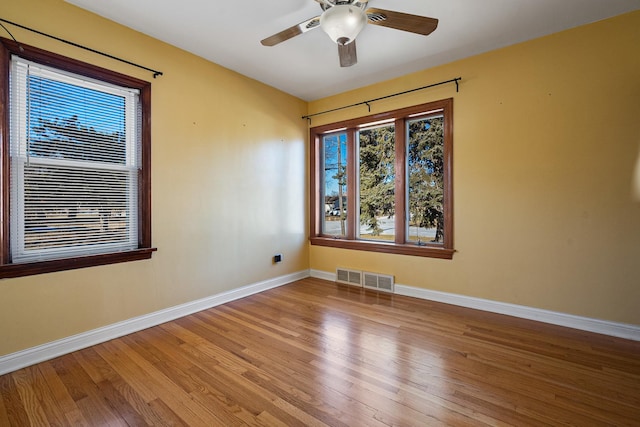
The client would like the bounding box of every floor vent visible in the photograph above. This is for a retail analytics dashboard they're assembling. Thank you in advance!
[363,271,395,293]
[336,268,362,286]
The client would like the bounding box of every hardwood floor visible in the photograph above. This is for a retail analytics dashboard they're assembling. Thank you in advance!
[1,277,639,426]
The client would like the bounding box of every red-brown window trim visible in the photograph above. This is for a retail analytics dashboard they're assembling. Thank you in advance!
[309,98,454,259]
[0,38,155,278]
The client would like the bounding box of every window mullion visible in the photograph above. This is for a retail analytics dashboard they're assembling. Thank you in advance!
[310,131,320,237]
[442,99,454,249]
[346,128,357,241]
[394,118,406,245]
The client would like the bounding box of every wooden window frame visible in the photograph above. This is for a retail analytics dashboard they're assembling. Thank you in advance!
[309,98,454,259]
[0,38,156,278]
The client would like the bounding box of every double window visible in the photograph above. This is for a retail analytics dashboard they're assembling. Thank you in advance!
[0,39,154,278]
[310,98,454,259]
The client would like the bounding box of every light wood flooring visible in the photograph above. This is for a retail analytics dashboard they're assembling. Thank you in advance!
[1,277,639,426]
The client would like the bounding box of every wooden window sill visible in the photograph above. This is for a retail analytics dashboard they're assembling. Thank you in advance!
[0,248,157,279]
[310,237,454,259]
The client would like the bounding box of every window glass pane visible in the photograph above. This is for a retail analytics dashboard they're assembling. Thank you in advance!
[322,132,347,237]
[358,124,395,241]
[407,115,445,245]
[28,75,128,165]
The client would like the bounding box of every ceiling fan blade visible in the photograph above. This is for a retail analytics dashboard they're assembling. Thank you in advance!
[261,16,321,46]
[338,41,357,67]
[366,8,438,36]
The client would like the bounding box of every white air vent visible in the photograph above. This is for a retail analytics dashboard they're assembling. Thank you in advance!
[363,271,395,293]
[336,268,362,286]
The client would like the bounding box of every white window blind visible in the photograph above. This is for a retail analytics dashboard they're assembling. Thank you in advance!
[9,56,141,263]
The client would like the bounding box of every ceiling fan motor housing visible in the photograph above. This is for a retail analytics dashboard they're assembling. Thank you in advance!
[319,0,369,11]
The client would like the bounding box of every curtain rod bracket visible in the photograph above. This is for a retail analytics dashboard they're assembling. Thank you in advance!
[0,17,163,78]
[0,21,22,51]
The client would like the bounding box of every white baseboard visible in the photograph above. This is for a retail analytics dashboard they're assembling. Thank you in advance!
[309,269,335,282]
[309,269,640,341]
[0,270,310,376]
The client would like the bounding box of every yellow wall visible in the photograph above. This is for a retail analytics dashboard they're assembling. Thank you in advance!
[309,11,640,325]
[0,0,309,356]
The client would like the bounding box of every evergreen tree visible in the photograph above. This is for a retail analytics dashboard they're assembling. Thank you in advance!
[408,117,444,242]
[358,125,395,236]
[349,117,445,242]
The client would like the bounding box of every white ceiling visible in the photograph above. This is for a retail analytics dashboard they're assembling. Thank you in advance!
[65,0,640,101]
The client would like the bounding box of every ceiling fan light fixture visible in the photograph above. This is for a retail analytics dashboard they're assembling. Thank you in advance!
[320,4,367,45]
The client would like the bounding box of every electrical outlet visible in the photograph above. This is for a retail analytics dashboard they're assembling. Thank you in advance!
[273,254,282,263]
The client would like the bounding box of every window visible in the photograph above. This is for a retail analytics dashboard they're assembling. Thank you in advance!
[0,39,154,278]
[310,98,454,259]
[321,131,348,237]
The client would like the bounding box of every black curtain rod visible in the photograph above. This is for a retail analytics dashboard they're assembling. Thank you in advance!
[303,77,461,122]
[0,17,163,78]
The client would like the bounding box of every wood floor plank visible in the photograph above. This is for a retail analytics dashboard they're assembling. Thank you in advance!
[73,346,120,385]
[0,382,10,427]
[1,278,639,426]
[37,361,90,426]
[158,320,340,426]
[95,339,227,426]
[11,367,52,427]
[50,354,129,427]
[0,373,31,426]
[147,397,189,427]
[73,346,177,426]
[120,330,254,427]
[94,378,150,426]
[23,365,72,426]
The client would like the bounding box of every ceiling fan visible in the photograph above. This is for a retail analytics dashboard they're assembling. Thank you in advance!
[261,0,438,67]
